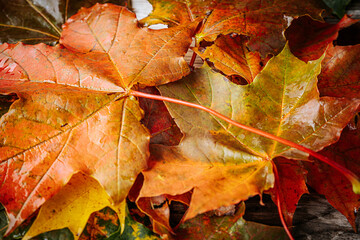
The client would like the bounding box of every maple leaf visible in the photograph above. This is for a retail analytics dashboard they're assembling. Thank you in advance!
[0,3,196,235]
[137,45,360,228]
[193,35,265,84]
[160,46,359,159]
[285,15,358,62]
[197,0,325,57]
[22,173,125,240]
[139,144,273,225]
[269,157,308,226]
[0,4,196,92]
[318,43,360,98]
[0,90,148,234]
[1,1,359,239]
[303,124,360,230]
[142,0,324,57]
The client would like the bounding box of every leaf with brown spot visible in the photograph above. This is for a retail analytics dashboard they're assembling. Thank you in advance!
[160,203,288,239]
[79,207,120,240]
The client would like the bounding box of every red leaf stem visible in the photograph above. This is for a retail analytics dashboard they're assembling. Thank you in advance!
[189,51,197,68]
[272,162,294,240]
[130,90,360,194]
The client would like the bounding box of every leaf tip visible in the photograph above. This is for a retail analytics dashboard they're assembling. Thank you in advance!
[351,179,360,195]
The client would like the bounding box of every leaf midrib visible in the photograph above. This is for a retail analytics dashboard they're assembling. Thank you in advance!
[1,93,124,163]
[85,8,127,89]
[1,92,127,226]
[182,81,264,158]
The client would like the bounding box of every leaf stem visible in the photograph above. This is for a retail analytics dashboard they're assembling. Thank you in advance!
[272,162,294,240]
[0,24,59,39]
[25,0,62,36]
[189,51,197,68]
[64,0,69,21]
[185,3,194,22]
[130,90,360,194]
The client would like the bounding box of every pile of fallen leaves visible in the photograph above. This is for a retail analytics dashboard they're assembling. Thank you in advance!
[0,0,359,239]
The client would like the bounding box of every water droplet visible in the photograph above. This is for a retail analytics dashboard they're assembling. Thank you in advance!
[0,57,7,68]
[4,62,17,73]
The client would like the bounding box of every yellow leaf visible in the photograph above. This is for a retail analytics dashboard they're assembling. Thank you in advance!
[23,173,122,240]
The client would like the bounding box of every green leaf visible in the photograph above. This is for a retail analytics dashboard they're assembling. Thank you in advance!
[97,206,160,240]
[322,0,352,17]
[174,203,288,239]
[80,207,120,240]
[118,209,160,240]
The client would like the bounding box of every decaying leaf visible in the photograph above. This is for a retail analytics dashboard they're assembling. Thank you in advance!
[0,3,200,234]
[139,0,216,26]
[118,205,160,240]
[60,4,197,89]
[174,203,288,239]
[79,207,120,240]
[197,0,324,56]
[159,46,359,160]
[140,145,273,223]
[136,192,191,233]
